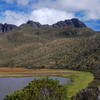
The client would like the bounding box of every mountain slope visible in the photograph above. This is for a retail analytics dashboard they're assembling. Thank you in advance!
[5,34,99,69]
[0,18,99,72]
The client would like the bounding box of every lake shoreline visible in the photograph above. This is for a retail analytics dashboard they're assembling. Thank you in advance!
[0,67,94,100]
[0,76,71,100]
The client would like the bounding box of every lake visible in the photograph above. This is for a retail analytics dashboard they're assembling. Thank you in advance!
[0,76,70,100]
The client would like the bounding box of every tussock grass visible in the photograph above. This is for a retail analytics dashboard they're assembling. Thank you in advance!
[64,72,94,100]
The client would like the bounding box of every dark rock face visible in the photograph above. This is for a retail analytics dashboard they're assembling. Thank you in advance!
[53,18,86,28]
[71,18,86,28]
[26,20,41,27]
[0,23,17,33]
[0,24,3,32]
[72,87,100,100]
[26,18,86,28]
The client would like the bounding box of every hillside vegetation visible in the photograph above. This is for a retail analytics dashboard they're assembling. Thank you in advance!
[0,19,99,73]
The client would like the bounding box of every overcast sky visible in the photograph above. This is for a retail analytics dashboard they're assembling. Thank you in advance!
[0,0,100,31]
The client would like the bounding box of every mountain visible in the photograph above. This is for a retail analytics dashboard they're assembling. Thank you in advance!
[24,18,86,28]
[25,20,42,27]
[52,18,86,28]
[0,23,17,33]
[0,18,86,33]
[0,18,99,72]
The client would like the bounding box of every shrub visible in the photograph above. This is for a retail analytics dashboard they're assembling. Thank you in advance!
[4,78,67,100]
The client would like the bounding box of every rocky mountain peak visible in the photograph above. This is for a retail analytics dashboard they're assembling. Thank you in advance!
[53,18,86,28]
[26,20,41,27]
[0,23,17,33]
[71,18,86,28]
[0,18,87,33]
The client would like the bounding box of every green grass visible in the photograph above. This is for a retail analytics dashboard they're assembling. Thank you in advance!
[63,72,94,100]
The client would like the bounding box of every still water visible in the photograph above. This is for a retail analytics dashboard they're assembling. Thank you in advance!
[0,76,70,100]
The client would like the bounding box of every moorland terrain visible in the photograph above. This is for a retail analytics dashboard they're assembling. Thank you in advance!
[0,18,99,100]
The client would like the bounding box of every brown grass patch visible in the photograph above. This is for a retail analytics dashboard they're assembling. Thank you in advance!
[0,67,79,77]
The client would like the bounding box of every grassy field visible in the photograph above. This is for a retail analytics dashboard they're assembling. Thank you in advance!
[63,72,94,100]
[0,67,94,100]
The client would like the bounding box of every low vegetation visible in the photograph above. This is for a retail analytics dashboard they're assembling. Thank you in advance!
[4,78,67,100]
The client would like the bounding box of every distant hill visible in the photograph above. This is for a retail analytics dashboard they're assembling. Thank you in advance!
[0,18,99,72]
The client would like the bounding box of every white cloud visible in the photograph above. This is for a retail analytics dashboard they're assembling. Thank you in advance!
[30,8,74,25]
[1,11,29,25]
[2,0,100,25]
[1,8,74,26]
[83,10,100,20]
[4,0,30,6]
[32,0,100,20]
[17,0,30,6]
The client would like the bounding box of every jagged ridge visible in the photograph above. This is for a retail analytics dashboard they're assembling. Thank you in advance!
[0,18,86,33]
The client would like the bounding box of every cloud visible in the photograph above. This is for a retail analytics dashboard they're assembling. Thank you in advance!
[1,10,29,25]
[3,0,100,20]
[32,0,100,20]
[1,0,100,31]
[4,0,30,6]
[4,0,14,4]
[83,10,100,20]
[0,8,74,26]
[17,0,30,6]
[30,8,74,25]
